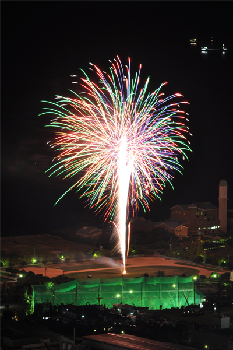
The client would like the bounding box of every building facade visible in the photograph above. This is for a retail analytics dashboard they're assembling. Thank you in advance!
[171,202,220,236]
[175,225,189,238]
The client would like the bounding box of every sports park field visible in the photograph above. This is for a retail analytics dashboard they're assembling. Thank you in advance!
[21,256,227,279]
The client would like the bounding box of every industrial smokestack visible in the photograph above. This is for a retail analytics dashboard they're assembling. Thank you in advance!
[219,180,227,233]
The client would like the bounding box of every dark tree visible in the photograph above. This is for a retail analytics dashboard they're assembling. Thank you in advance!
[27,271,35,278]
[194,256,204,264]
[1,309,15,320]
[205,256,212,264]
[157,270,166,277]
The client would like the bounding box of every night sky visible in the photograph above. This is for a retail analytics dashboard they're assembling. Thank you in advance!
[2,2,233,237]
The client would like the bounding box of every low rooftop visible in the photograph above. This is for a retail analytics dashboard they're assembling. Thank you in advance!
[2,320,61,342]
[83,333,197,350]
[155,219,188,229]
[171,202,217,211]
[194,202,217,210]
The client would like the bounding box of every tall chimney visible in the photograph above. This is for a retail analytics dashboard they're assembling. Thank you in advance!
[219,180,227,232]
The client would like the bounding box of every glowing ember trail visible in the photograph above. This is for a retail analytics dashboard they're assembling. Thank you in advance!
[118,135,133,273]
[40,56,192,273]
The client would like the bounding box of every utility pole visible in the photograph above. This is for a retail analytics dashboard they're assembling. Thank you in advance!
[73,328,75,350]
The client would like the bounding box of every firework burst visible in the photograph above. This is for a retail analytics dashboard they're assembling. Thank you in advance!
[40,56,192,272]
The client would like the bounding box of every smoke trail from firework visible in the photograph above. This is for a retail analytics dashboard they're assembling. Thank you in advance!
[40,56,192,272]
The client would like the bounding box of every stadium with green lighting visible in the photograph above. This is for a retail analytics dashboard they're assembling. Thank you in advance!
[33,275,204,310]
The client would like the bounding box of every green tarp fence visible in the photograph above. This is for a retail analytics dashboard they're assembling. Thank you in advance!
[33,275,204,310]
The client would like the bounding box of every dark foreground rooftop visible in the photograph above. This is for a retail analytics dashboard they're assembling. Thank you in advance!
[83,333,196,350]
